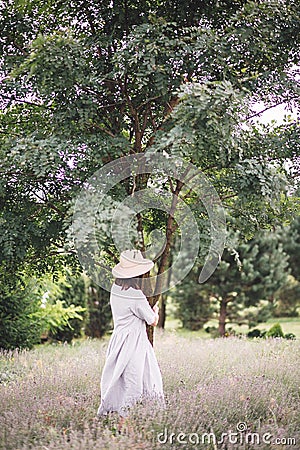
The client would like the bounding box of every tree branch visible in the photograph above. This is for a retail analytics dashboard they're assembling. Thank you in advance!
[246,96,299,121]
[152,179,184,301]
[7,34,28,56]
[136,212,145,252]
[168,176,175,194]
[149,105,158,131]
[105,247,119,264]
[32,191,66,217]
[221,193,237,201]
[1,94,44,108]
[82,5,97,35]
[141,104,150,134]
[119,75,142,151]
[136,95,162,111]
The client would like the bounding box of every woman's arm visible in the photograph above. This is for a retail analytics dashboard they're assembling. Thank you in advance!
[129,294,159,326]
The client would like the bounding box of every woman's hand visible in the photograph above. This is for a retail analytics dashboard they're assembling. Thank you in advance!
[151,303,159,326]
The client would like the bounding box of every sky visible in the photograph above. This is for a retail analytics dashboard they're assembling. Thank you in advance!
[255,102,299,125]
[255,66,299,125]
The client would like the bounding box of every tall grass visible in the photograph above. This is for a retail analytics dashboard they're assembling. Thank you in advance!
[0,332,299,449]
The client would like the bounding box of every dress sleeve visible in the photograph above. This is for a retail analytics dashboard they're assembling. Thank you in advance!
[130,294,156,325]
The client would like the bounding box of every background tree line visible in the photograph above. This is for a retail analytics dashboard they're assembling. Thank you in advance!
[2,215,300,349]
[174,214,300,336]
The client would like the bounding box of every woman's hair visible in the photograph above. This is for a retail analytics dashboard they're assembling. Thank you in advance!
[115,275,144,291]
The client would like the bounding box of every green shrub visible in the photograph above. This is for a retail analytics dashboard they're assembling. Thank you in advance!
[85,282,112,338]
[48,274,88,343]
[0,276,42,350]
[284,332,296,340]
[247,328,267,338]
[266,323,284,338]
[31,300,86,340]
[248,325,296,340]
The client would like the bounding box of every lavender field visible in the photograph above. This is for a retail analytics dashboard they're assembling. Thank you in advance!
[0,333,299,450]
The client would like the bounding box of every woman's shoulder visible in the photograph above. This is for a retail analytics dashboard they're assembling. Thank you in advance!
[111,283,146,300]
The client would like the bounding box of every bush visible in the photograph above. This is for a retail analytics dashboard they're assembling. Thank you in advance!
[248,325,296,340]
[247,328,267,338]
[85,282,112,338]
[284,332,296,340]
[0,276,41,350]
[32,300,86,341]
[266,323,284,338]
[48,274,88,343]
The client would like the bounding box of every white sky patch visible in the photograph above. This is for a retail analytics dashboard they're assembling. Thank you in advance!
[41,291,49,308]
[253,65,300,125]
[253,102,299,125]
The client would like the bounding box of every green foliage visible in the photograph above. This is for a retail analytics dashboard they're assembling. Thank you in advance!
[173,269,214,331]
[30,300,85,337]
[284,332,296,340]
[48,274,88,342]
[0,275,41,350]
[214,229,289,329]
[273,211,300,317]
[281,214,300,280]
[266,322,284,338]
[274,275,300,318]
[0,269,87,349]
[14,32,89,93]
[85,282,112,339]
[175,228,290,333]
[247,326,296,340]
[247,328,267,339]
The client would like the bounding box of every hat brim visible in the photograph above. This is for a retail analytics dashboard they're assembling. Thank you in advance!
[112,261,154,278]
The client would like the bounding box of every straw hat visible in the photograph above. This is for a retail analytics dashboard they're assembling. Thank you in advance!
[112,249,154,279]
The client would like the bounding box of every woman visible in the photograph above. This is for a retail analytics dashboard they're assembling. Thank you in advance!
[97,249,164,428]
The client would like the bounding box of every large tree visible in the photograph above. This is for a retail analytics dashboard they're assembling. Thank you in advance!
[1,1,299,344]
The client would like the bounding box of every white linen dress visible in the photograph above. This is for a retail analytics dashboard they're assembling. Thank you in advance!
[97,283,164,417]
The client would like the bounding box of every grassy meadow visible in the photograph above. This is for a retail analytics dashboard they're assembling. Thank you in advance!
[0,331,299,449]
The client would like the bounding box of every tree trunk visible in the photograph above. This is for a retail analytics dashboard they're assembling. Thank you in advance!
[218,297,227,337]
[147,181,183,343]
[146,323,154,344]
[125,91,185,345]
[158,294,166,328]
[157,256,172,329]
[142,273,155,345]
